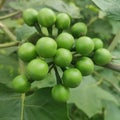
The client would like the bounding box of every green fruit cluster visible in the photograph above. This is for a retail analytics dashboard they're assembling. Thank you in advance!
[12,8,112,102]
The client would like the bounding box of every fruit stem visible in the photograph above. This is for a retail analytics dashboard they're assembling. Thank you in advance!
[47,26,53,37]
[34,22,43,35]
[48,64,54,73]
[53,65,62,84]
[58,29,63,35]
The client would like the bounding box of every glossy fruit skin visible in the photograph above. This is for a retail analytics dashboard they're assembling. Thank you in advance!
[75,36,94,55]
[54,48,72,67]
[36,37,57,58]
[56,13,71,29]
[93,48,112,66]
[26,58,49,81]
[18,42,37,62]
[51,84,70,102]
[23,8,38,26]
[12,75,30,93]
[62,68,82,88]
[71,22,87,38]
[56,32,74,50]
[37,8,56,27]
[92,38,103,50]
[76,57,94,76]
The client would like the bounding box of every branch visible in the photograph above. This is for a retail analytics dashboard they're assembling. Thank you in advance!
[0,0,6,9]
[108,30,120,52]
[0,22,17,41]
[93,71,120,93]
[87,16,98,26]
[0,11,21,20]
[104,62,120,72]
[0,41,19,48]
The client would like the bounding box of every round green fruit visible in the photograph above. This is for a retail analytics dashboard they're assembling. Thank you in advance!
[12,75,30,93]
[54,48,72,67]
[56,32,74,50]
[26,58,49,80]
[92,38,103,50]
[71,22,87,38]
[56,13,71,30]
[37,8,56,27]
[62,68,82,88]
[51,84,70,102]
[23,8,38,26]
[93,48,112,66]
[18,42,37,62]
[76,57,94,76]
[36,37,57,58]
[75,36,94,55]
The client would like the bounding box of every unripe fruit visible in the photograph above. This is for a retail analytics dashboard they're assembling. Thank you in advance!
[92,38,103,50]
[26,58,49,80]
[18,42,37,62]
[37,8,56,27]
[93,48,112,65]
[75,36,94,55]
[71,22,87,38]
[56,32,74,50]
[62,68,82,88]
[51,85,70,102]
[54,48,72,67]
[12,75,30,93]
[23,8,38,26]
[56,13,71,29]
[76,57,94,76]
[36,37,57,58]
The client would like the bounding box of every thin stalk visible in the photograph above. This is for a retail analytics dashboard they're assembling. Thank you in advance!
[34,22,43,35]
[54,65,62,84]
[0,41,19,48]
[108,30,120,52]
[93,71,120,93]
[20,93,25,120]
[19,59,26,120]
[47,26,53,37]
[0,11,21,20]
[58,29,63,35]
[0,22,17,41]
[0,0,6,9]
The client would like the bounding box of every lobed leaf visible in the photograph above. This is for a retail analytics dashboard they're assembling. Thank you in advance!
[92,0,120,20]
[68,76,118,117]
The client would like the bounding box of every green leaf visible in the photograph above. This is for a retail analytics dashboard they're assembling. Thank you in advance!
[24,88,69,120]
[45,0,80,18]
[109,20,120,34]
[0,54,18,86]
[88,19,112,40]
[0,83,69,120]
[31,72,56,90]
[16,24,37,41]
[68,76,118,117]
[92,0,120,20]
[1,19,20,28]
[104,102,120,120]
[9,0,81,18]
[0,84,21,120]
